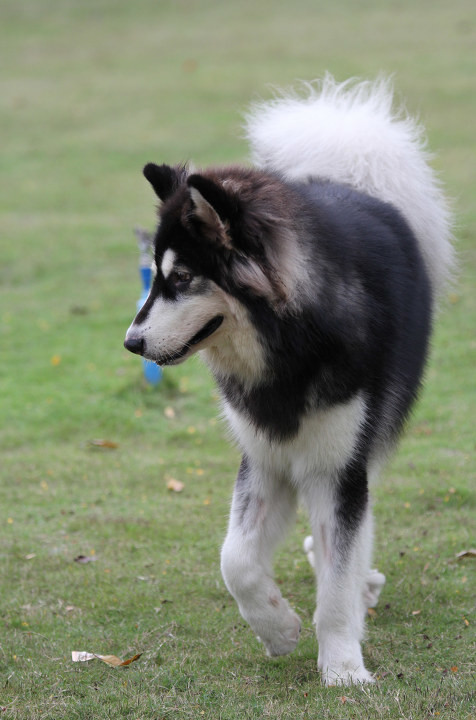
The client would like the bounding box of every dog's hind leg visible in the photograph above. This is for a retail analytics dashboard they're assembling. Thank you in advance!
[303,464,377,685]
[221,456,301,657]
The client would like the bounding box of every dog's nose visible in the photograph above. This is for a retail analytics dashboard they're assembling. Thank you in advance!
[124,334,145,356]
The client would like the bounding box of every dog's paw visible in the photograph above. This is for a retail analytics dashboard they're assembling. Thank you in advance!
[257,610,301,657]
[320,663,375,686]
[363,569,386,608]
[318,638,373,686]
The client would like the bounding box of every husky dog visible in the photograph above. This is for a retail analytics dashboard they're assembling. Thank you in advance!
[124,77,453,685]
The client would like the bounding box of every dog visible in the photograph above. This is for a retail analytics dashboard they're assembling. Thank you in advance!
[124,76,453,685]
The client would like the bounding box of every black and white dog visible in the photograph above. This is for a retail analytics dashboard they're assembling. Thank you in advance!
[124,77,453,684]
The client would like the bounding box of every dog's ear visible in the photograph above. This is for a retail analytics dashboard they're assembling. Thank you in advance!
[187,174,234,223]
[186,174,234,250]
[143,163,188,201]
[187,173,282,302]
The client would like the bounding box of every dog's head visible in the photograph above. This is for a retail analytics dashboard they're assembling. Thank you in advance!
[124,163,306,378]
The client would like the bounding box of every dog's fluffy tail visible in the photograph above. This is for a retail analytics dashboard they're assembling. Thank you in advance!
[245,75,454,296]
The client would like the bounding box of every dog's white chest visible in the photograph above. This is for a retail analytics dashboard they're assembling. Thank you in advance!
[224,393,366,483]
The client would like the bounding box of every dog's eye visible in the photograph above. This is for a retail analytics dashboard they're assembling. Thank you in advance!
[171,270,192,290]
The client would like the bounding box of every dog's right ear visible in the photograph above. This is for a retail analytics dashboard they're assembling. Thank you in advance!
[143,163,188,202]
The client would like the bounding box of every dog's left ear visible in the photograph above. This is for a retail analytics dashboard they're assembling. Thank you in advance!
[186,174,235,249]
[143,163,188,202]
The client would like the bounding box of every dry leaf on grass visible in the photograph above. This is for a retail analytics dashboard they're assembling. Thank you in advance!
[166,477,184,493]
[74,555,96,564]
[89,439,118,449]
[72,651,142,667]
[456,549,476,560]
[98,653,142,667]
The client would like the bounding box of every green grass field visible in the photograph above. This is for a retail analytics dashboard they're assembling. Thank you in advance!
[1,0,475,717]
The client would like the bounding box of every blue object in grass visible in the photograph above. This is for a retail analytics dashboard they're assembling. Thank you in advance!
[135,228,162,385]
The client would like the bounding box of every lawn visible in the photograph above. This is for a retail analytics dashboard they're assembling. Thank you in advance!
[1,0,475,718]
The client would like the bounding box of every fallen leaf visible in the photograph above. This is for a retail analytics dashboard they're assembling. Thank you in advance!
[72,651,142,667]
[99,655,127,667]
[89,439,118,449]
[166,477,184,493]
[117,653,142,667]
[182,58,198,73]
[74,555,96,564]
[25,553,36,560]
[456,549,476,560]
[412,610,421,616]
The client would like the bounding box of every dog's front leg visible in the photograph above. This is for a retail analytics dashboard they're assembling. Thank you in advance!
[221,455,301,657]
[305,463,375,685]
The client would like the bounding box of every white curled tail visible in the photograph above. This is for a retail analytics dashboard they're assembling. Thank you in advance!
[245,75,454,297]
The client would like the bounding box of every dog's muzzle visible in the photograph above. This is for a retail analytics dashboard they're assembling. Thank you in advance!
[123,314,224,365]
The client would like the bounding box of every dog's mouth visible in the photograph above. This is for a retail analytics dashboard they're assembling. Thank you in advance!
[157,314,224,366]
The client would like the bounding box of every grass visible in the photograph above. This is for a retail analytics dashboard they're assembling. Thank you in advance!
[1,0,475,717]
